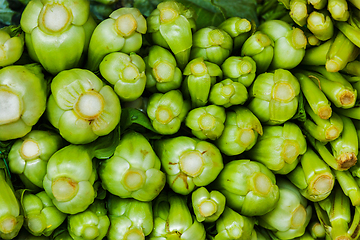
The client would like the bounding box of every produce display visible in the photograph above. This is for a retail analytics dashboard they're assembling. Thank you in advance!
[1,0,360,239]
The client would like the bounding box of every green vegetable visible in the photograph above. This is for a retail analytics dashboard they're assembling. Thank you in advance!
[99,51,146,102]
[215,106,263,156]
[221,56,257,87]
[148,192,206,239]
[182,57,223,108]
[67,199,110,240]
[46,68,121,144]
[304,66,357,109]
[85,7,147,71]
[0,64,47,141]
[302,102,344,142]
[306,10,334,41]
[21,191,67,237]
[258,20,307,70]
[144,45,183,93]
[294,72,333,120]
[218,17,252,52]
[147,0,196,69]
[289,0,308,26]
[99,131,166,201]
[147,89,190,135]
[247,69,301,125]
[257,177,313,239]
[0,171,24,239]
[306,114,358,171]
[208,78,248,108]
[246,122,307,175]
[241,31,274,74]
[8,130,63,190]
[213,206,255,240]
[325,30,360,73]
[107,194,153,240]
[0,26,24,67]
[20,0,96,75]
[314,184,360,239]
[154,136,224,195]
[327,0,349,21]
[185,104,226,140]
[42,144,97,214]
[191,187,226,223]
[190,26,233,65]
[214,159,280,216]
[286,148,335,202]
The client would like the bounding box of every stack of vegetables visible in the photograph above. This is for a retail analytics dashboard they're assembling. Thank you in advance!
[0,0,360,239]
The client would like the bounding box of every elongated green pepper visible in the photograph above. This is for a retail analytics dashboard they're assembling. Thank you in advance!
[8,130,63,190]
[325,31,360,73]
[144,45,183,93]
[300,38,334,66]
[294,72,332,120]
[247,69,301,125]
[0,171,24,239]
[182,57,223,108]
[314,184,359,239]
[191,187,226,223]
[43,144,97,214]
[147,90,190,135]
[304,66,357,109]
[306,114,358,170]
[213,159,280,216]
[154,136,223,195]
[190,26,233,65]
[185,105,226,140]
[302,103,344,142]
[0,64,47,141]
[287,148,335,202]
[85,7,147,71]
[20,0,96,75]
[215,106,263,156]
[148,192,206,239]
[21,191,67,237]
[147,0,196,69]
[107,194,153,240]
[68,199,110,240]
[99,131,166,202]
[99,51,146,102]
[46,68,121,144]
[0,26,24,67]
[208,79,248,108]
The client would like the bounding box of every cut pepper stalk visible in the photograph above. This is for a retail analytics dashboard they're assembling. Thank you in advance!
[286,148,335,202]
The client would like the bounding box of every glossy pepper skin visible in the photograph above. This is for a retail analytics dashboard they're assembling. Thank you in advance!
[154,136,224,195]
[0,171,24,240]
[85,7,147,71]
[0,64,47,141]
[147,0,196,69]
[20,0,96,75]
[99,131,166,202]
[8,130,63,190]
[42,144,98,215]
[46,68,121,145]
